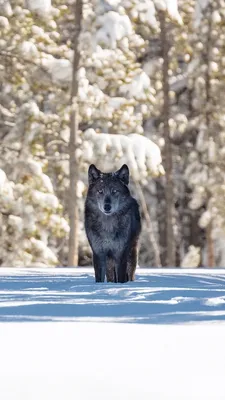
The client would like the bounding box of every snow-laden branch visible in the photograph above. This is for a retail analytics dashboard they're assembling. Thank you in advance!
[80,128,164,181]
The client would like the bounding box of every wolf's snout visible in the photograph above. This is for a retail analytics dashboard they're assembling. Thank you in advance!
[104,203,111,213]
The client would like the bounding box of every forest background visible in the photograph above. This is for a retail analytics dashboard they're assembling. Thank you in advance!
[0,0,224,268]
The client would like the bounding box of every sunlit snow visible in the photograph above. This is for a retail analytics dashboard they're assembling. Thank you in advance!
[0,268,225,400]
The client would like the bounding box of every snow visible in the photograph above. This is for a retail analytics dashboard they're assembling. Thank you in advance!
[20,41,38,60]
[32,190,59,209]
[1,268,225,324]
[96,11,133,49]
[8,215,23,232]
[0,268,225,400]
[0,168,6,188]
[0,16,9,29]
[181,245,201,268]
[82,129,164,180]
[26,0,52,14]
[41,57,72,85]
[154,0,182,24]
[164,0,182,24]
[120,71,151,99]
[51,58,72,85]
[144,1,158,28]
[29,239,58,265]
[0,0,12,17]
[194,0,210,26]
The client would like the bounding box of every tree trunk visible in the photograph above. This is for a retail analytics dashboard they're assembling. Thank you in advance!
[135,180,161,267]
[204,4,215,267]
[68,0,83,267]
[159,12,176,267]
[155,179,167,266]
[206,223,214,267]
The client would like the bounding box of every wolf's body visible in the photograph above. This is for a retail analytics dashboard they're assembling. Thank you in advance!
[84,164,141,283]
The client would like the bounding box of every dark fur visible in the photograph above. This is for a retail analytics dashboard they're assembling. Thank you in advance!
[84,164,141,283]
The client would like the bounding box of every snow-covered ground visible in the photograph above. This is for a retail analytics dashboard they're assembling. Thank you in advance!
[0,268,225,399]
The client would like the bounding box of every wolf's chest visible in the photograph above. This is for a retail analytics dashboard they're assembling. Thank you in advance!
[99,233,126,253]
[89,218,129,252]
[100,217,129,236]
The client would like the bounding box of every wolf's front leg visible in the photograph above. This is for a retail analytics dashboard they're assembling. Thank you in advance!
[115,250,129,283]
[106,258,115,283]
[93,252,106,282]
[127,242,138,281]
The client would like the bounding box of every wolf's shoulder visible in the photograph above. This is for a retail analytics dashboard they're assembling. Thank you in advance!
[129,196,141,219]
[84,195,99,216]
[130,196,139,210]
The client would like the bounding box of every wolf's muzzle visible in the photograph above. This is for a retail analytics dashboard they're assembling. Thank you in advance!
[104,203,111,213]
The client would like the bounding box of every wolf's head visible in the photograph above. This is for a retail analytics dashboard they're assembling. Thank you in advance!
[87,164,130,215]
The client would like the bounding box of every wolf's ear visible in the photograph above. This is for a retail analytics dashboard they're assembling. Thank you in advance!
[116,164,129,185]
[88,164,101,184]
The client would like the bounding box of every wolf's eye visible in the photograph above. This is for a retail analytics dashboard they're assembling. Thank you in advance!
[98,189,104,194]
[111,189,118,194]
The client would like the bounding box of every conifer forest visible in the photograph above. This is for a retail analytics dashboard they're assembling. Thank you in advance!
[0,0,224,268]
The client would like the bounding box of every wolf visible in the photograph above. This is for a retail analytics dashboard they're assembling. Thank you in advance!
[84,164,141,283]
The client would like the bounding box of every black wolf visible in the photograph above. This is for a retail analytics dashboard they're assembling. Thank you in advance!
[84,164,141,283]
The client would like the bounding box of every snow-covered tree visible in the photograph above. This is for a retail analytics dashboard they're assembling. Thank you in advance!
[3,0,225,268]
[0,0,166,266]
[185,0,225,266]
